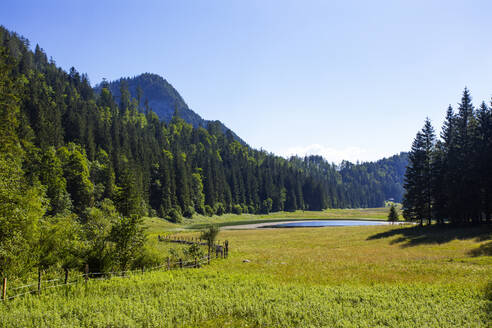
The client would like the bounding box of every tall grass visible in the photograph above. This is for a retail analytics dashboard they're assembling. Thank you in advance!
[1,220,490,327]
[0,269,488,327]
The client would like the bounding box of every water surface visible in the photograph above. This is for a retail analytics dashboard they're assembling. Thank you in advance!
[268,220,388,228]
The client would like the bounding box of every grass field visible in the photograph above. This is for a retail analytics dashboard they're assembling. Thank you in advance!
[1,208,491,327]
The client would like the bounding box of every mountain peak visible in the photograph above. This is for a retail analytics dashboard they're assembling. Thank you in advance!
[95,73,245,143]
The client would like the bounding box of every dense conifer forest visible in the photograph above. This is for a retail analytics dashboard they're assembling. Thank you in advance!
[403,89,492,226]
[0,26,406,278]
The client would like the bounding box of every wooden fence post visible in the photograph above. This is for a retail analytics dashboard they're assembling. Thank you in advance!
[225,240,229,258]
[84,264,89,285]
[2,277,6,301]
[194,258,198,268]
[167,257,171,270]
[64,268,69,284]
[179,258,183,268]
[37,269,41,294]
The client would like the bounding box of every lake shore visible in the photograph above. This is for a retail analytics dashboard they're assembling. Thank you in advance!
[221,219,400,230]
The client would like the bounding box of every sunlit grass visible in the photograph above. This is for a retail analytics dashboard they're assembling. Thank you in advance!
[0,269,488,328]
[210,224,491,287]
[2,209,490,327]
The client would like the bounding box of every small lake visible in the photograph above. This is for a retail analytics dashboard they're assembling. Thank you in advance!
[268,220,389,228]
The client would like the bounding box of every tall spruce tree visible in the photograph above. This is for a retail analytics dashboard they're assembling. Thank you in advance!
[403,119,435,225]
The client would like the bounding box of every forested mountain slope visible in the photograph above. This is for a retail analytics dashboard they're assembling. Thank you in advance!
[95,74,245,144]
[292,153,407,208]
[0,25,406,224]
[0,25,411,278]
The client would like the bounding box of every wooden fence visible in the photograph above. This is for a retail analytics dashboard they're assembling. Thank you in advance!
[1,237,230,302]
[158,235,229,259]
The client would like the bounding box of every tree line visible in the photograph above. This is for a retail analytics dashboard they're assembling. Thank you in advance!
[0,26,406,280]
[403,88,492,226]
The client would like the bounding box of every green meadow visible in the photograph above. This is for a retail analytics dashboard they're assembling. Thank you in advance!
[1,208,491,327]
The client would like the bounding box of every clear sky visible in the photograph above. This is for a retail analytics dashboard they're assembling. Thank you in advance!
[2,0,492,163]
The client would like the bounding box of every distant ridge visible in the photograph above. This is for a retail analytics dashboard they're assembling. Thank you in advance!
[95,73,245,144]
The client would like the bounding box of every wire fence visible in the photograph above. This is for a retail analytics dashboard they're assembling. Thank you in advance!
[1,247,223,302]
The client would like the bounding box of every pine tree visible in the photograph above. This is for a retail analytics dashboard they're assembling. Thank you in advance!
[451,88,475,223]
[387,204,399,224]
[476,101,492,223]
[403,118,435,225]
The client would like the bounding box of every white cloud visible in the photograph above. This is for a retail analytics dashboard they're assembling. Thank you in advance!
[279,144,389,164]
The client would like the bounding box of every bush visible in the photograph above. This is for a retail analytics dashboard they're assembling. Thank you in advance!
[214,202,225,216]
[166,208,183,223]
[204,205,214,217]
[132,243,163,269]
[195,204,205,215]
[248,205,256,214]
[261,198,273,214]
[183,206,195,218]
[200,225,220,251]
[184,243,205,260]
[232,204,243,215]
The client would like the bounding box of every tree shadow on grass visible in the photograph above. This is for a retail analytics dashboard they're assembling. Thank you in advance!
[366,224,492,249]
[486,281,492,325]
[469,241,492,256]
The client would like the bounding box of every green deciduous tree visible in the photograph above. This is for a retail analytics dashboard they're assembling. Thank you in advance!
[58,143,94,214]
[110,215,146,271]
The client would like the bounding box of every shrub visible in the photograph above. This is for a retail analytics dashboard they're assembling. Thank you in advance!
[184,243,205,260]
[195,204,205,215]
[204,205,214,217]
[166,208,182,223]
[214,202,225,216]
[148,208,157,218]
[200,225,220,253]
[132,243,163,269]
[232,204,243,215]
[183,206,195,218]
[261,198,273,214]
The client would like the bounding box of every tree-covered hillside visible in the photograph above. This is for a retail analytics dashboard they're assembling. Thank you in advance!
[95,73,245,144]
[0,25,410,279]
[0,26,406,222]
[292,153,407,208]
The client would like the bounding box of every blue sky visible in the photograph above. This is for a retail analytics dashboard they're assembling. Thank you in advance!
[2,0,492,162]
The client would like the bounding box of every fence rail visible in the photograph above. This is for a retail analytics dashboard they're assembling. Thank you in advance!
[1,239,228,302]
[158,235,229,259]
